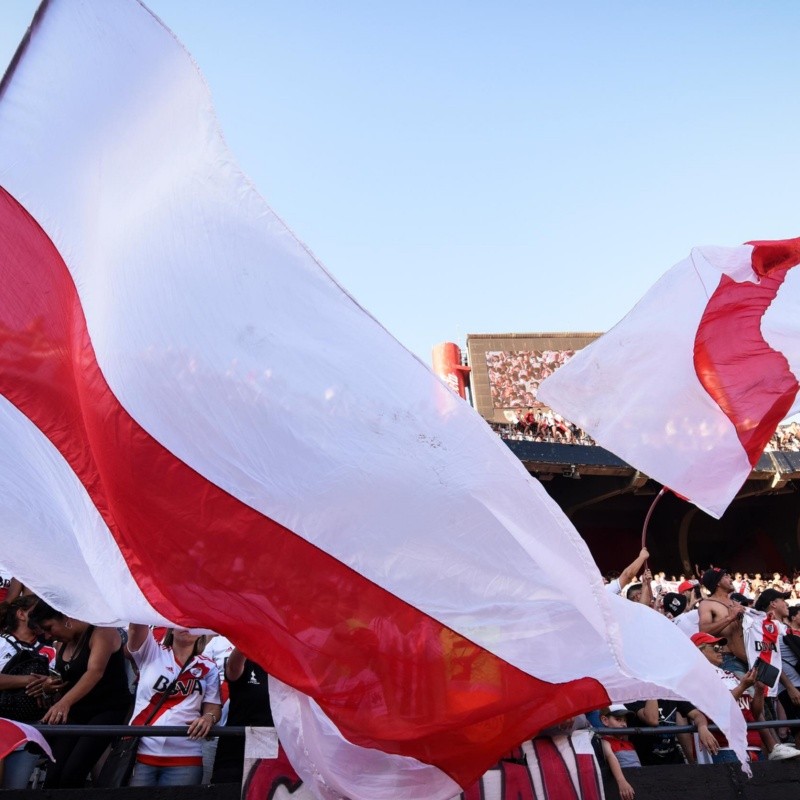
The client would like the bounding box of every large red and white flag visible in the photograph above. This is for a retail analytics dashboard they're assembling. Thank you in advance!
[539,240,800,519]
[0,1,746,796]
[0,718,54,763]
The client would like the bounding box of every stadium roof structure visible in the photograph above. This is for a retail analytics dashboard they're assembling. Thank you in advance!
[464,332,800,576]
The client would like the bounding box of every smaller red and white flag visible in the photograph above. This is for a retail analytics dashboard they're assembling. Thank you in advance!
[0,717,54,762]
[539,238,800,518]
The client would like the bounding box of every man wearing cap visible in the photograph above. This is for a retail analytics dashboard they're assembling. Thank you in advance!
[673,580,702,637]
[747,588,789,680]
[678,579,702,611]
[661,592,687,621]
[692,631,800,761]
[698,568,748,676]
[747,588,793,756]
[756,588,791,614]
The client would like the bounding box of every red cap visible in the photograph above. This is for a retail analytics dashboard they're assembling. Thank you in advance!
[691,632,727,647]
[677,580,697,593]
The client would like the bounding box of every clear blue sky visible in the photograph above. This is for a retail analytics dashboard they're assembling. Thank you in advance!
[3,1,799,362]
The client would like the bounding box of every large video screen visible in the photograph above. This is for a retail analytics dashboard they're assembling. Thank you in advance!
[466,333,599,425]
[485,349,575,409]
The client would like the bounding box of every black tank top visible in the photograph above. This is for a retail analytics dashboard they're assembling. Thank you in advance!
[56,625,131,717]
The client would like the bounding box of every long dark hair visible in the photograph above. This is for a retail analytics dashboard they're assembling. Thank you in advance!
[0,595,38,634]
[26,598,66,629]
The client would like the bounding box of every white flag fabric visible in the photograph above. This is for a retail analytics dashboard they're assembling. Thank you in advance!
[0,1,747,796]
[539,241,800,519]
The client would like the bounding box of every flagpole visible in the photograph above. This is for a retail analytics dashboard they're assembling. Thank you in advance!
[641,487,666,571]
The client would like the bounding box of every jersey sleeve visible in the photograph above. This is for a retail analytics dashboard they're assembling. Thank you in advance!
[128,626,159,667]
[200,658,222,705]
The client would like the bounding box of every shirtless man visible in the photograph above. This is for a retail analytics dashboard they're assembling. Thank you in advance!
[698,568,748,676]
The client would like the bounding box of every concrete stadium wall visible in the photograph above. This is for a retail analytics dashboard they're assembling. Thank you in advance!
[605,761,800,799]
[4,762,800,799]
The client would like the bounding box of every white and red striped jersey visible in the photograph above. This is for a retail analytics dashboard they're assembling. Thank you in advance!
[129,632,221,766]
[0,635,56,671]
[743,609,784,698]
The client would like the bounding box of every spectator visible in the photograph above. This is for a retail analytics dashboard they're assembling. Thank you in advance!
[606,548,649,597]
[4,578,30,605]
[661,592,687,621]
[691,632,799,762]
[210,647,272,784]
[698,568,748,676]
[626,698,716,766]
[520,408,536,437]
[598,705,639,800]
[126,625,221,787]
[671,580,702,637]
[625,583,643,603]
[0,596,54,789]
[763,593,800,754]
[26,599,132,788]
[677,579,702,611]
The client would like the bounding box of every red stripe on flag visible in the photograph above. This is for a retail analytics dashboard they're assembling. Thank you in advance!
[747,237,800,278]
[694,240,800,466]
[0,185,609,786]
[0,719,26,760]
[531,738,578,800]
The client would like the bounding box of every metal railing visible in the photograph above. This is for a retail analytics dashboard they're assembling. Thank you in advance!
[594,718,800,736]
[26,718,800,738]
[26,724,246,737]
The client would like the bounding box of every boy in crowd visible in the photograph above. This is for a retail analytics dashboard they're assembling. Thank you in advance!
[598,705,639,800]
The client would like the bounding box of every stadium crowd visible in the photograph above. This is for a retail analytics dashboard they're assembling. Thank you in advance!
[593,549,800,798]
[5,555,800,794]
[491,415,800,453]
[485,349,575,409]
[490,410,595,445]
[0,577,269,790]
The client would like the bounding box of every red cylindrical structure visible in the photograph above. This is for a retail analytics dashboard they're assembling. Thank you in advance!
[431,342,471,399]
